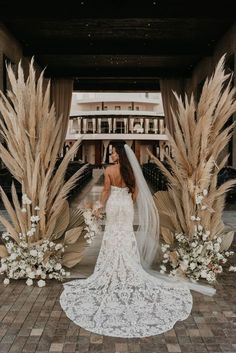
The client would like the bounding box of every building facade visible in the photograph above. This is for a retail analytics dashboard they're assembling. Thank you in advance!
[65,92,170,166]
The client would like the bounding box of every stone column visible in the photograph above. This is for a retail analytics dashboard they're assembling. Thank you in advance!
[113,118,116,133]
[124,118,128,133]
[92,118,96,133]
[82,118,87,133]
[144,118,149,133]
[108,118,112,133]
[102,140,110,164]
[98,118,101,133]
[153,119,158,134]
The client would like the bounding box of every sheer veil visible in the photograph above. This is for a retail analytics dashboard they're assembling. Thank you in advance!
[124,144,216,296]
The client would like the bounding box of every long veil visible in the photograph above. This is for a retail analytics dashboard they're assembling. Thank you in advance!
[124,144,216,296]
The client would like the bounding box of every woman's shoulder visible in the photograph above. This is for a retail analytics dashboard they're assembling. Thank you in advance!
[105,164,117,172]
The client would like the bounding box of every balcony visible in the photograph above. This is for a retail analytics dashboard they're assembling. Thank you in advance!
[66,116,167,141]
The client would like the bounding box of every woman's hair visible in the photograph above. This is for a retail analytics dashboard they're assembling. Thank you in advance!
[110,140,136,194]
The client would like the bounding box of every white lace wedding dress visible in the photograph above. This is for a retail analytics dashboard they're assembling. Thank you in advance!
[60,185,193,338]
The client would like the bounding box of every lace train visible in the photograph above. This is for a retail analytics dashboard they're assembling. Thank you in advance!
[60,186,193,337]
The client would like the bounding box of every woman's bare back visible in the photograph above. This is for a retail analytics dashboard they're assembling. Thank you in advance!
[107,164,127,188]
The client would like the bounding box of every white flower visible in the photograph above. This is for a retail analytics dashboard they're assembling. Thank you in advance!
[30,249,38,257]
[190,216,196,221]
[28,271,35,279]
[195,194,204,204]
[0,263,8,272]
[3,278,10,285]
[229,266,236,272]
[198,224,203,231]
[190,262,196,270]
[34,206,40,211]
[203,189,208,196]
[26,278,33,286]
[30,215,40,223]
[21,208,27,213]
[36,268,42,276]
[54,263,62,271]
[214,243,220,252]
[37,280,46,287]
[196,217,201,221]
[55,244,63,251]
[22,194,32,205]
[201,205,207,210]
[65,272,70,277]
[180,261,188,271]
[200,269,207,278]
[10,253,17,260]
[160,265,166,271]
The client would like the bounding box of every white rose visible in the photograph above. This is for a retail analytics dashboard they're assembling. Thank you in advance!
[190,262,196,270]
[10,253,17,260]
[200,270,207,278]
[55,244,63,251]
[229,266,236,272]
[26,278,33,286]
[190,216,196,221]
[37,280,46,287]
[0,263,8,272]
[28,271,36,279]
[54,263,62,270]
[3,278,10,285]
[30,249,38,257]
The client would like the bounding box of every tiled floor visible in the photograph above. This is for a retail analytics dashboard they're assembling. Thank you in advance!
[0,169,236,353]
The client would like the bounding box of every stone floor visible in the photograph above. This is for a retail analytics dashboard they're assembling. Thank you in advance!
[0,169,236,353]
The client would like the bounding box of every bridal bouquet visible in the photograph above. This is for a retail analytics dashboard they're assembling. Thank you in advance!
[81,201,105,244]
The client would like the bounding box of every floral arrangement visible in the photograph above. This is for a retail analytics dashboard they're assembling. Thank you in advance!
[147,55,236,284]
[0,232,70,287]
[81,201,105,244]
[159,189,235,283]
[0,194,106,286]
[0,58,91,274]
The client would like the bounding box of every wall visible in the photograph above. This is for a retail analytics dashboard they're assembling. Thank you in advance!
[186,23,236,167]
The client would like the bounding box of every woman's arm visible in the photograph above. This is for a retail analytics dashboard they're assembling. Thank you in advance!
[132,182,138,203]
[98,167,111,209]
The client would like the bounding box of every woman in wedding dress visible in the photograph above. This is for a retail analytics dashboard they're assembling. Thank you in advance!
[60,140,216,338]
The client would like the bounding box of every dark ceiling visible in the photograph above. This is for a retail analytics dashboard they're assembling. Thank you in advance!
[0,0,235,91]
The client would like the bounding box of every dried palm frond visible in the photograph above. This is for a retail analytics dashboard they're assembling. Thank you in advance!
[0,58,89,266]
[148,54,236,242]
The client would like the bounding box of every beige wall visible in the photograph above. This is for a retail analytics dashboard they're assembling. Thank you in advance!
[186,23,236,167]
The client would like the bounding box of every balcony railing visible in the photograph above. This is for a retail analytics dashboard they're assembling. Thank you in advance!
[68,116,165,135]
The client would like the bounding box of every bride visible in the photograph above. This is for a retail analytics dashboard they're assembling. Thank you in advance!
[60,140,216,338]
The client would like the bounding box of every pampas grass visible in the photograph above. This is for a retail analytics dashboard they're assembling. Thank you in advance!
[0,58,89,267]
[148,54,236,244]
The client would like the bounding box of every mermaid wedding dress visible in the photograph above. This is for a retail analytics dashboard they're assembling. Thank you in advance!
[59,185,193,338]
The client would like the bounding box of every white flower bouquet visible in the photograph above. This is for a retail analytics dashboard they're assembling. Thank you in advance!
[81,201,105,245]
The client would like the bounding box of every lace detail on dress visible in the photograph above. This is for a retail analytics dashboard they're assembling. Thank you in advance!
[60,186,193,338]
